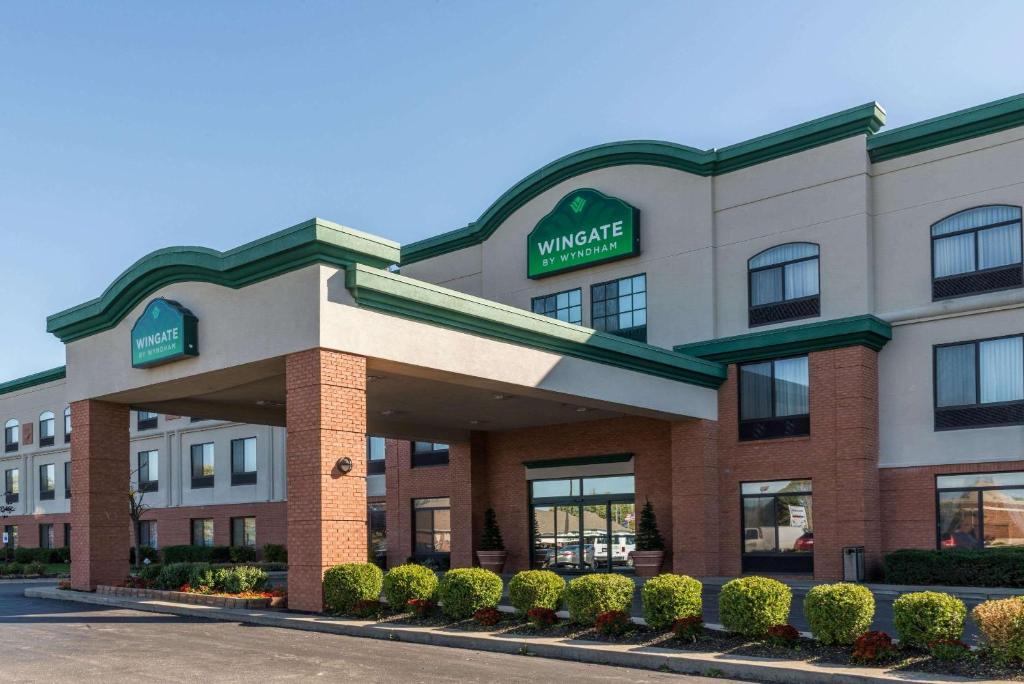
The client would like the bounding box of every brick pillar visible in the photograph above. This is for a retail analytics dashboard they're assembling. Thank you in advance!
[70,400,130,591]
[449,433,487,569]
[286,348,367,612]
[670,418,720,577]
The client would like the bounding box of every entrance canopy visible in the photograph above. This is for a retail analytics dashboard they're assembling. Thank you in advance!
[47,219,724,439]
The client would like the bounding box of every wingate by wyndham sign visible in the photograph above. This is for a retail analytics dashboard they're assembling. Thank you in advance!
[131,298,199,369]
[527,188,640,279]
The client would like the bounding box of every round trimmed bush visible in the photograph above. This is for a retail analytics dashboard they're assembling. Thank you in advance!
[641,573,702,631]
[436,568,503,619]
[718,576,791,637]
[158,562,197,590]
[565,574,635,625]
[892,591,966,648]
[803,583,875,645]
[323,562,384,614]
[508,570,566,613]
[383,563,439,607]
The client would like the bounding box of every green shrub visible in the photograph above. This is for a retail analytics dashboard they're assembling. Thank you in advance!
[892,591,966,648]
[262,543,287,563]
[641,574,702,631]
[323,563,384,614]
[129,546,159,565]
[13,548,34,564]
[972,598,1024,662]
[188,563,216,589]
[212,566,268,593]
[209,546,231,563]
[565,574,635,625]
[229,546,257,563]
[508,570,565,613]
[884,547,1024,587]
[157,562,198,590]
[161,545,209,563]
[25,561,45,575]
[803,583,875,645]
[436,568,504,619]
[137,564,163,582]
[382,564,438,607]
[6,562,23,575]
[718,576,791,637]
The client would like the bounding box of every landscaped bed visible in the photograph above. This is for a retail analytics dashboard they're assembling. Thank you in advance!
[96,584,286,609]
[104,562,287,609]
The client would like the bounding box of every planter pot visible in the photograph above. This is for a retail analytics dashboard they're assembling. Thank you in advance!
[631,550,664,577]
[476,550,507,574]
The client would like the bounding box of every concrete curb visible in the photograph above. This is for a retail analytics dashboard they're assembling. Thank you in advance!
[26,586,1000,684]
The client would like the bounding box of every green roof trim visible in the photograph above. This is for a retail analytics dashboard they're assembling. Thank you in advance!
[0,366,67,397]
[47,218,400,344]
[524,453,633,469]
[868,93,1024,163]
[401,102,885,265]
[673,315,892,364]
[346,264,726,388]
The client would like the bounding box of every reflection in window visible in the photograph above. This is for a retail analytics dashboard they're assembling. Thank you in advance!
[413,497,451,564]
[937,472,1024,549]
[739,356,810,440]
[741,479,813,573]
[39,412,55,447]
[932,206,1023,299]
[231,517,256,547]
[191,518,214,547]
[934,335,1024,430]
[532,288,583,325]
[231,437,257,485]
[591,274,647,342]
[411,442,449,468]
[748,243,820,326]
[4,420,18,452]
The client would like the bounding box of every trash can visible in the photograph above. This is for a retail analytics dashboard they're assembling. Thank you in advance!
[843,545,865,582]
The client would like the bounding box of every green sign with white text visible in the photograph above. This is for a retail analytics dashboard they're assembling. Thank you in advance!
[527,188,640,279]
[131,298,199,369]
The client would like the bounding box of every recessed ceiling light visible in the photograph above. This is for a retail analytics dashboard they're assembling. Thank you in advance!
[492,393,511,400]
[380,409,396,416]
[575,407,589,413]
[367,375,385,382]
[468,419,490,425]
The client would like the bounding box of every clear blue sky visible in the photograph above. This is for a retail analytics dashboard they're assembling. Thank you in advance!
[2,1,1023,379]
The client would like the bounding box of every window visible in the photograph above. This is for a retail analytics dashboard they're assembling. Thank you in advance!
[532,288,583,325]
[937,472,1024,549]
[411,442,449,468]
[138,450,159,493]
[64,406,71,443]
[591,274,647,342]
[137,520,158,549]
[412,497,451,564]
[231,517,256,547]
[190,443,215,488]
[39,523,54,549]
[367,436,386,475]
[230,438,257,485]
[932,206,1023,299]
[741,479,813,574]
[738,356,810,440]
[191,518,214,547]
[934,334,1024,430]
[748,243,820,326]
[3,525,16,549]
[4,420,18,452]
[64,461,71,499]
[136,411,158,431]
[38,411,55,447]
[64,523,71,550]
[369,502,387,568]
[39,464,55,500]
[4,469,18,503]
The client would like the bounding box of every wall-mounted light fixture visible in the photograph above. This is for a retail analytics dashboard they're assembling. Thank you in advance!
[336,457,353,474]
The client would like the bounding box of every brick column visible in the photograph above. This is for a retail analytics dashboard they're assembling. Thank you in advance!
[448,433,488,569]
[670,418,720,576]
[286,348,367,612]
[70,400,130,591]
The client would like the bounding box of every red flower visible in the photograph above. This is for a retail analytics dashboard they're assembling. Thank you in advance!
[594,610,632,637]
[473,607,502,626]
[526,607,558,627]
[765,624,800,647]
[852,631,896,663]
[406,598,435,618]
[671,615,704,642]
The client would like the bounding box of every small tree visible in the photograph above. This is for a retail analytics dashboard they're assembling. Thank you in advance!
[128,467,150,570]
[479,508,505,551]
[636,500,664,552]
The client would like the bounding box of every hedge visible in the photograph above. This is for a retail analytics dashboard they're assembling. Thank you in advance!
[162,545,232,564]
[508,570,565,613]
[803,583,875,645]
[12,547,68,564]
[883,548,1024,587]
[718,576,791,637]
[892,591,966,647]
[640,574,702,631]
[436,568,503,619]
[565,574,635,625]
[323,562,384,614]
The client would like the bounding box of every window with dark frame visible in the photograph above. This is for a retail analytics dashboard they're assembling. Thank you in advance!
[591,274,647,342]
[230,437,257,485]
[934,334,1024,430]
[38,463,55,500]
[740,479,813,574]
[748,243,820,327]
[39,523,54,549]
[230,516,256,547]
[138,450,159,492]
[64,406,71,443]
[4,468,18,503]
[38,411,55,447]
[64,461,71,499]
[532,288,583,325]
[411,441,449,468]
[931,205,1023,300]
[412,497,451,565]
[367,436,386,475]
[936,472,1024,549]
[4,420,18,452]
[137,520,157,549]
[136,410,158,431]
[191,518,214,547]
[369,502,387,568]
[190,443,215,488]
[738,356,810,440]
[64,523,70,549]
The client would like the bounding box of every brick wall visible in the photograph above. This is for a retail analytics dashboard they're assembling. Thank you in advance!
[137,501,287,548]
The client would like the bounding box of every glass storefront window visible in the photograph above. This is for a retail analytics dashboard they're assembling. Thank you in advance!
[741,479,813,574]
[937,473,1024,549]
[413,497,450,563]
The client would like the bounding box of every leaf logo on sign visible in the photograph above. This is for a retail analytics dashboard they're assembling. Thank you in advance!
[570,196,587,214]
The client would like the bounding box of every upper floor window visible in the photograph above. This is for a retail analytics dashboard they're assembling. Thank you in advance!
[591,274,646,342]
[38,412,55,447]
[64,461,71,499]
[4,469,18,503]
[748,243,820,327]
[137,411,158,431]
[934,334,1024,430]
[230,437,257,486]
[190,443,215,489]
[63,406,71,443]
[367,436,386,475]
[932,205,1023,300]
[138,450,159,493]
[739,356,810,441]
[937,471,1024,549]
[4,420,18,452]
[532,288,583,325]
[39,464,55,500]
[411,442,449,468]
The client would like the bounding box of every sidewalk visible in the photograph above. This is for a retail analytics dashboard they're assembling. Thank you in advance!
[26,586,999,684]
